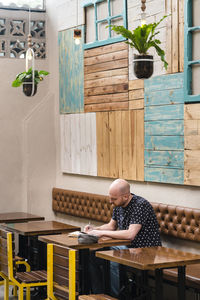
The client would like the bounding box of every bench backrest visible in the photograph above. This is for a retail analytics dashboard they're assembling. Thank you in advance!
[0,228,15,277]
[52,188,200,242]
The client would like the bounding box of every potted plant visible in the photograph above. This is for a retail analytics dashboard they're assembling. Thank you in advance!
[109,15,168,79]
[12,67,49,97]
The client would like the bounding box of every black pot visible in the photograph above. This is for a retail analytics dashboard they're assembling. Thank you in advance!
[23,83,37,97]
[133,54,154,79]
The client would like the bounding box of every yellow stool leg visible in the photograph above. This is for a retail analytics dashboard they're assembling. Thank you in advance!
[13,285,18,297]
[26,287,30,300]
[18,286,23,300]
[4,278,9,300]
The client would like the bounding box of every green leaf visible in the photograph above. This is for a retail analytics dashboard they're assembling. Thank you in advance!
[12,79,22,87]
[39,70,50,76]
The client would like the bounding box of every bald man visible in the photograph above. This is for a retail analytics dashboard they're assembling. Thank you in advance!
[84,179,161,296]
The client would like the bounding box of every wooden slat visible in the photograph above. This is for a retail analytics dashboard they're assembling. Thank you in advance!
[84,49,128,66]
[184,120,198,136]
[136,109,144,181]
[165,0,172,73]
[85,101,128,113]
[172,0,179,72]
[84,42,127,58]
[129,89,144,100]
[115,111,123,178]
[129,79,144,90]
[185,135,200,150]
[121,111,130,179]
[85,75,128,89]
[185,103,200,120]
[109,111,118,178]
[84,68,128,81]
[129,110,136,180]
[145,150,184,168]
[179,0,184,72]
[129,99,144,110]
[84,58,128,74]
[145,167,184,184]
[84,93,128,105]
[85,83,128,96]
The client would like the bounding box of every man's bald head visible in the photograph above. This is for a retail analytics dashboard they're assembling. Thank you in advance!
[109,178,130,196]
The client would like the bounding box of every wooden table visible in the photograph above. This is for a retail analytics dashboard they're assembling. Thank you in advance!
[96,246,200,300]
[3,221,81,269]
[39,234,130,294]
[0,212,44,223]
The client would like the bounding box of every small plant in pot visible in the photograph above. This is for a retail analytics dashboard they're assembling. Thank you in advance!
[109,15,168,79]
[12,67,49,97]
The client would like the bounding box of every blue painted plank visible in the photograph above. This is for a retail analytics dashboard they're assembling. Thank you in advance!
[144,167,184,184]
[144,104,184,121]
[144,73,184,92]
[145,150,184,168]
[145,136,184,151]
[58,26,84,114]
[145,120,184,136]
[145,88,184,106]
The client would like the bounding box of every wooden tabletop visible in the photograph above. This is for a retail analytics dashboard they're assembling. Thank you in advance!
[0,212,44,223]
[39,233,131,249]
[4,221,81,236]
[96,246,200,270]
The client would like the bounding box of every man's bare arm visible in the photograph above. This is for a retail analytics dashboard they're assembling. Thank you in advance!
[84,219,117,233]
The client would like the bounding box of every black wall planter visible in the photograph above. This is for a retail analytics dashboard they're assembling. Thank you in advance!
[133,54,154,79]
[23,83,37,97]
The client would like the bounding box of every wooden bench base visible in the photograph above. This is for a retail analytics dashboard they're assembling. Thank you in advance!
[79,294,117,300]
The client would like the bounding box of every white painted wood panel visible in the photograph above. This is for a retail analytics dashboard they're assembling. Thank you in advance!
[60,113,97,176]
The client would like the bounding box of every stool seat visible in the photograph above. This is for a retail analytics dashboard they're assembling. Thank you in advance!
[79,294,117,300]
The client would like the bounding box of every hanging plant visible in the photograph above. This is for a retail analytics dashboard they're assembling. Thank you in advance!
[12,67,49,97]
[108,15,168,78]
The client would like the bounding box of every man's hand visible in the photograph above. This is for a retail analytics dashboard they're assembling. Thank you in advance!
[89,230,104,237]
[84,224,94,233]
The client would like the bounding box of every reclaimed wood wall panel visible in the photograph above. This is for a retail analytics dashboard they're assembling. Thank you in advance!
[58,26,84,113]
[84,42,129,112]
[144,73,184,184]
[96,110,144,181]
[165,0,184,73]
[60,113,97,176]
[129,79,144,110]
[184,104,200,186]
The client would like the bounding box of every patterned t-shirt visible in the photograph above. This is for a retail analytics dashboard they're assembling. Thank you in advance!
[112,194,162,248]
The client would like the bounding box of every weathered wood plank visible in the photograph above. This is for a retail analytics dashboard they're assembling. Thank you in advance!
[129,89,144,100]
[185,103,200,120]
[85,83,128,96]
[129,100,144,110]
[84,58,128,74]
[84,68,128,81]
[84,42,128,58]
[58,26,84,113]
[145,104,184,121]
[84,93,128,105]
[184,120,198,136]
[129,110,137,180]
[145,136,184,150]
[84,49,128,66]
[179,0,184,72]
[109,111,118,178]
[145,167,184,184]
[115,111,123,178]
[85,101,128,112]
[84,113,97,176]
[184,150,200,170]
[136,109,144,181]
[85,75,128,89]
[71,114,81,174]
[129,80,144,90]
[185,135,200,150]
[60,115,72,173]
[144,73,184,92]
[121,111,130,179]
[96,112,104,177]
[165,0,172,73]
[172,0,179,72]
[145,89,184,106]
[145,150,184,168]
[145,120,184,136]
[184,169,200,186]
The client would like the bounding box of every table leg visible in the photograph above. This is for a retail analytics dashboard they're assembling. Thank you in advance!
[79,249,90,294]
[178,266,186,300]
[155,269,163,300]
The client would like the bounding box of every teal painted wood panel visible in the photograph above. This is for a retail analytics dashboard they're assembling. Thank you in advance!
[145,104,184,121]
[145,136,184,151]
[144,73,184,93]
[145,88,184,106]
[58,26,84,113]
[145,167,184,184]
[145,120,184,136]
[144,73,184,185]
[145,150,184,168]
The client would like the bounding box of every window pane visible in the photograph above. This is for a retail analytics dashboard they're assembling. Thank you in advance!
[110,0,123,16]
[97,1,107,20]
[110,17,123,37]
[85,5,95,43]
[0,0,44,10]
[98,21,108,40]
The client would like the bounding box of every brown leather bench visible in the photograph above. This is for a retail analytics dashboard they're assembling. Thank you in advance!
[52,187,200,296]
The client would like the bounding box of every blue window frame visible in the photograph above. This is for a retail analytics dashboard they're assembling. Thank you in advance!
[184,0,200,103]
[82,0,127,49]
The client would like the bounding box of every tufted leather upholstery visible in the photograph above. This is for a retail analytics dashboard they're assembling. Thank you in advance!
[52,188,200,242]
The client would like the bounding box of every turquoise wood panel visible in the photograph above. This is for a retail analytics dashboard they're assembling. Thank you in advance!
[145,150,184,168]
[58,26,84,114]
[144,73,184,185]
[145,73,184,93]
[145,89,184,106]
[145,136,184,151]
[145,167,184,184]
[145,104,184,121]
[145,120,184,136]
